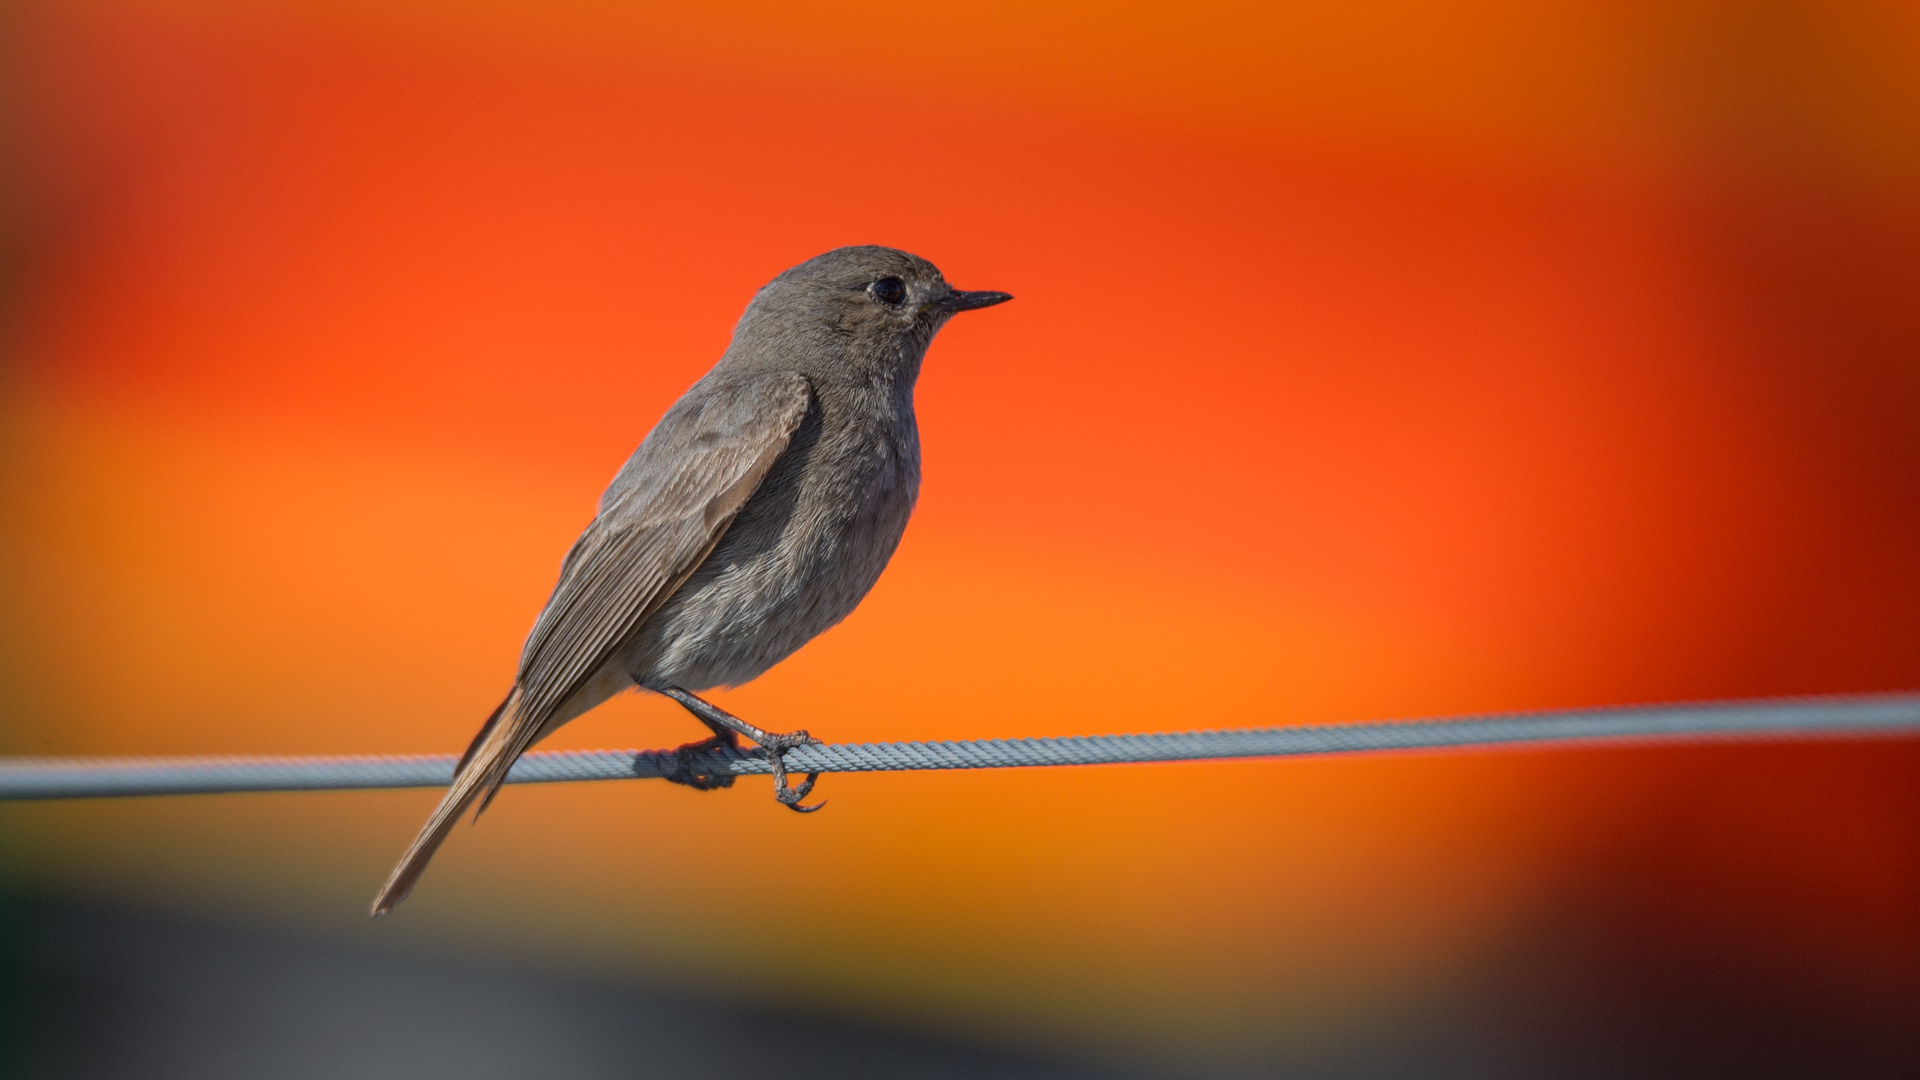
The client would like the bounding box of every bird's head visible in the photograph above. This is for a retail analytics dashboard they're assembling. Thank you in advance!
[728,246,1011,382]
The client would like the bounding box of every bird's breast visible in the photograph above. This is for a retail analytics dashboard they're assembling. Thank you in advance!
[802,416,919,585]
[626,411,920,690]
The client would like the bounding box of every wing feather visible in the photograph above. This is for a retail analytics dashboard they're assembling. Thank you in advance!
[371,371,811,914]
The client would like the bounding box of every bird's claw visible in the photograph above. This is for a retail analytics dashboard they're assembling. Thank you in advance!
[657,687,827,812]
[664,734,737,790]
[759,730,825,813]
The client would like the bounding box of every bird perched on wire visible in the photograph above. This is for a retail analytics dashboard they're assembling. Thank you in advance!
[372,246,1011,915]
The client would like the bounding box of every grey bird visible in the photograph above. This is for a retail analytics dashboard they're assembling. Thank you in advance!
[372,246,1011,915]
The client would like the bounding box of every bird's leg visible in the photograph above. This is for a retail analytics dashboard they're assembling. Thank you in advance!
[659,686,824,813]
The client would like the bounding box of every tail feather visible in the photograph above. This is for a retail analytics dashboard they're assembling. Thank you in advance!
[455,693,512,775]
[371,687,525,916]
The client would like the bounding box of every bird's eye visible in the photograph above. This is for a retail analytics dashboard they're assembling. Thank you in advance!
[870,277,906,306]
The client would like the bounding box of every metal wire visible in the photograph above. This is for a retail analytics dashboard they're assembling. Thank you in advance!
[2,692,1916,801]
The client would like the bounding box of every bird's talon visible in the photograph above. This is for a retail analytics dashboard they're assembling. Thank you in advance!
[781,770,818,802]
[657,687,827,812]
[775,769,824,812]
[764,735,825,812]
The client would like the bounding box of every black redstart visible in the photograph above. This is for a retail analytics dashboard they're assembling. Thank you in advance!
[373,246,1010,914]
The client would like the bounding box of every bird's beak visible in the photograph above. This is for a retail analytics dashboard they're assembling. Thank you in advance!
[937,289,1014,313]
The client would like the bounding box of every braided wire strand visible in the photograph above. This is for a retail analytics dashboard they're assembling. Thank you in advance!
[2,692,1917,801]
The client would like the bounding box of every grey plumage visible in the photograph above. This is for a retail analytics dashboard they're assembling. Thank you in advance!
[372,246,1010,914]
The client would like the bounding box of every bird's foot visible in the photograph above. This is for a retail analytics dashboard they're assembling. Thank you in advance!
[755,729,825,814]
[664,733,737,791]
[658,687,826,813]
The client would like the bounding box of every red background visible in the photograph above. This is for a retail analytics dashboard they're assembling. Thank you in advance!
[2,1,1917,1070]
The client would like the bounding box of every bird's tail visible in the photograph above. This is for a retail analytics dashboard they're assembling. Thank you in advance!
[371,686,526,917]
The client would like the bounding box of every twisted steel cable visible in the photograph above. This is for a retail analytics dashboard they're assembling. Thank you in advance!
[3,692,1916,801]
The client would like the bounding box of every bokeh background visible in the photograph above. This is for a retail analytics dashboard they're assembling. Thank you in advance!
[2,1,1918,1076]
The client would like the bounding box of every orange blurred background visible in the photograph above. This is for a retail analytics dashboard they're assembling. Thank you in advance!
[2,0,1917,1073]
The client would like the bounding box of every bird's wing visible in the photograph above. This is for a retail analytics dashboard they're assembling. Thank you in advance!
[372,371,812,915]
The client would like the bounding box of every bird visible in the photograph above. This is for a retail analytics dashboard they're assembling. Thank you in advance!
[371,246,1011,915]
